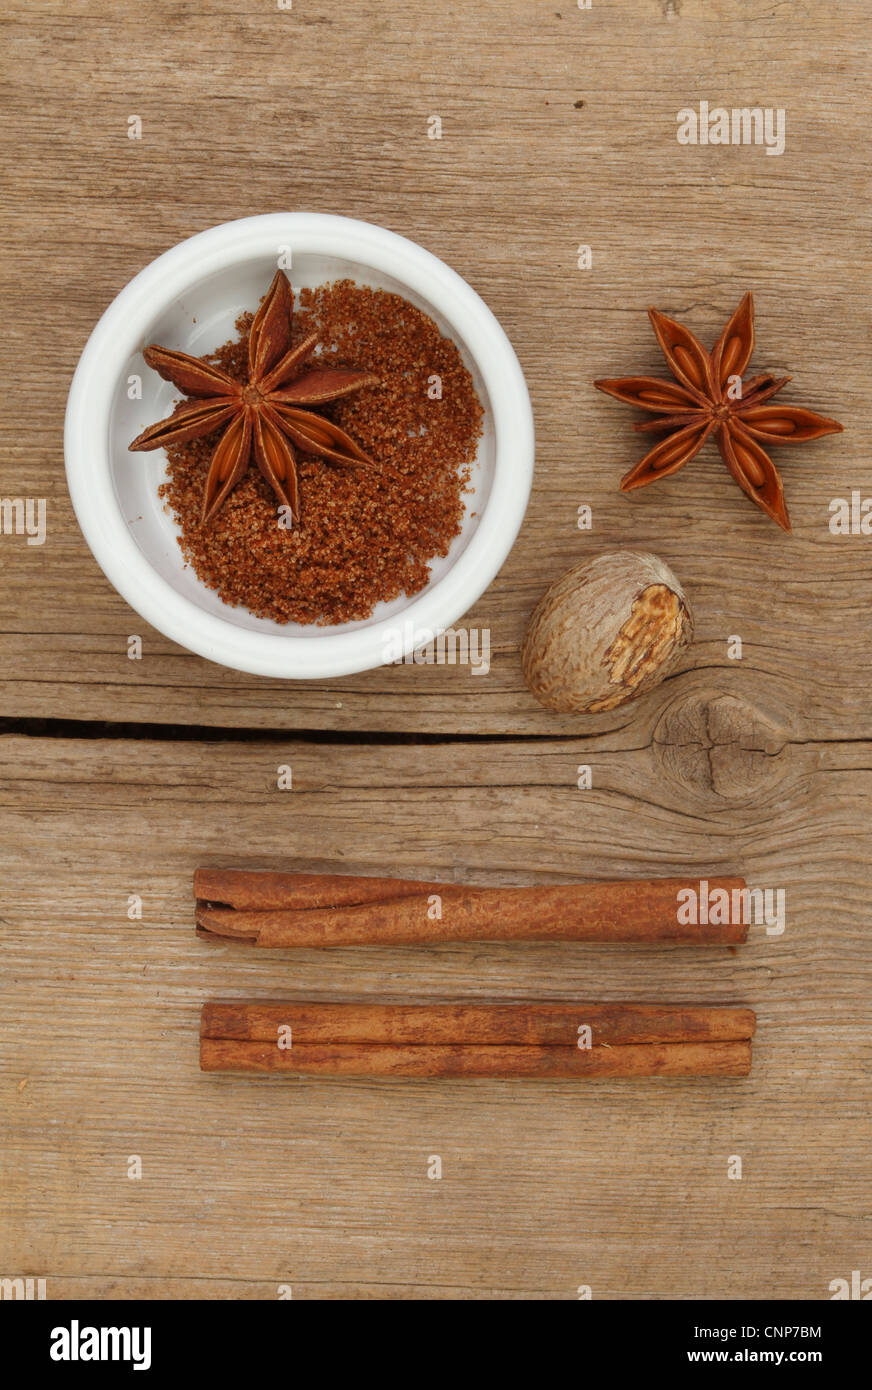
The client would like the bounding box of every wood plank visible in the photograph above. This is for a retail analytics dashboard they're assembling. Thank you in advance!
[1,0,870,731]
[2,732,869,1298]
[2,0,869,1310]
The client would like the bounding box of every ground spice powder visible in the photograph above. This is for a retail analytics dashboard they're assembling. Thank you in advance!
[158,279,483,625]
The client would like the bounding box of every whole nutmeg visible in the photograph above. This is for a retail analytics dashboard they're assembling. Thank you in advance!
[522,550,693,713]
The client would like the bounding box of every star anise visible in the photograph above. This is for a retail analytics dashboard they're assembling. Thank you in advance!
[594,292,843,531]
[129,270,378,524]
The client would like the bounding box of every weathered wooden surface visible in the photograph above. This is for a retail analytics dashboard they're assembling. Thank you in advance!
[1,732,870,1299]
[1,0,870,732]
[1,0,870,1303]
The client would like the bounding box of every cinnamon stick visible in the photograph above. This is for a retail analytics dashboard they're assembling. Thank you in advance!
[200,1037,752,1079]
[200,1000,756,1047]
[194,867,448,912]
[196,877,748,947]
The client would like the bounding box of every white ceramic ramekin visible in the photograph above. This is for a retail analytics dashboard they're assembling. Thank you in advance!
[65,214,534,678]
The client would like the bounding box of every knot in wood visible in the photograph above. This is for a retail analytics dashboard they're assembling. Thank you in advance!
[654,688,786,803]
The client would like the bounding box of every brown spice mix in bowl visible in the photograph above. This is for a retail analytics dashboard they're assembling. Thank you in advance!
[158,280,483,625]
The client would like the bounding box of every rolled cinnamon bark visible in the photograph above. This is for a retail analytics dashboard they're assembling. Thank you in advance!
[196,877,748,947]
[200,1000,756,1047]
[200,1037,752,1079]
[194,867,448,912]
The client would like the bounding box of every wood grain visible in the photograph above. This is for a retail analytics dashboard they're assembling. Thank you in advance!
[1,0,869,1304]
[1,733,869,1298]
[0,0,870,733]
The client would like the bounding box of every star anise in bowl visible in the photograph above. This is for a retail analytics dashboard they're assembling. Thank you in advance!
[129,270,378,524]
[595,292,843,531]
